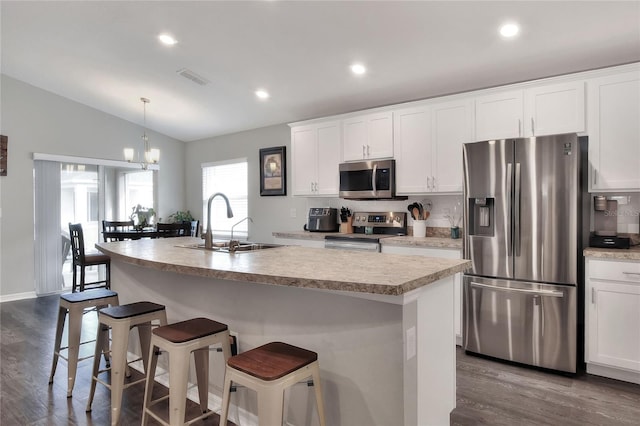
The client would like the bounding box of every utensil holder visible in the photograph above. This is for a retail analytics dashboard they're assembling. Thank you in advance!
[413,220,427,238]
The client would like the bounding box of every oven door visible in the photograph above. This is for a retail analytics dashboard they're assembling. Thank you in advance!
[324,238,380,252]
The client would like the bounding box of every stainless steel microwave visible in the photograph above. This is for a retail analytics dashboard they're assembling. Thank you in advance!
[339,159,397,199]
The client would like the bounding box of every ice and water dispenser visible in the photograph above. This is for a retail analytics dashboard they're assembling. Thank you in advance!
[467,197,495,237]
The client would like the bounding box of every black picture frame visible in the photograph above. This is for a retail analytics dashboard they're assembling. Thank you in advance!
[259,146,286,196]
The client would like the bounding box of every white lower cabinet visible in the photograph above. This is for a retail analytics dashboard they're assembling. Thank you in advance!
[382,245,463,345]
[585,258,640,384]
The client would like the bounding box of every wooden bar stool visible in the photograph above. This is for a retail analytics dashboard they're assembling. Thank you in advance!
[219,342,326,426]
[141,317,232,426]
[48,289,119,397]
[86,301,168,426]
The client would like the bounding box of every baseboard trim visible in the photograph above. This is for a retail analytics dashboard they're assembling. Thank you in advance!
[587,363,640,385]
[0,291,37,303]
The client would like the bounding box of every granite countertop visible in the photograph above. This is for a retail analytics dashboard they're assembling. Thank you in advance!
[583,245,640,261]
[96,237,470,296]
[272,231,463,249]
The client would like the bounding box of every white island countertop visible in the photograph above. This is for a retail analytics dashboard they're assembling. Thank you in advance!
[96,236,470,296]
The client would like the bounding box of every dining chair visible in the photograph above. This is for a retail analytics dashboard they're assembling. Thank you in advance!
[157,222,191,238]
[102,220,134,242]
[69,223,111,292]
[190,220,200,237]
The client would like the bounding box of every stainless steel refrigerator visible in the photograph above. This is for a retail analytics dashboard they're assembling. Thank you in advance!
[462,134,586,373]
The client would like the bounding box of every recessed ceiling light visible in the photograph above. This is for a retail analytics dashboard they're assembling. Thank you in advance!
[255,89,270,100]
[350,63,366,75]
[499,23,519,38]
[158,34,178,45]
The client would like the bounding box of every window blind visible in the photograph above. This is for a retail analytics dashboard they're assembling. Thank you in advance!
[202,159,248,239]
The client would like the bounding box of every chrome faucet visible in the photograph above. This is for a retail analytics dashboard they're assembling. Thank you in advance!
[204,193,234,249]
[229,216,253,252]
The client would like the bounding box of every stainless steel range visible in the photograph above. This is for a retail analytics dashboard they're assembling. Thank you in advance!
[324,212,407,252]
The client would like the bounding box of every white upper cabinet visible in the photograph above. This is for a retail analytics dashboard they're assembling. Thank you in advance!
[431,99,473,193]
[291,121,341,196]
[394,99,472,194]
[588,72,640,192]
[474,81,585,141]
[474,90,523,141]
[343,111,393,161]
[394,105,431,193]
[524,81,585,137]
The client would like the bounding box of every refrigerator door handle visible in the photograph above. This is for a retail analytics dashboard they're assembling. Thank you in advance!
[470,281,564,298]
[514,162,521,257]
[507,162,513,257]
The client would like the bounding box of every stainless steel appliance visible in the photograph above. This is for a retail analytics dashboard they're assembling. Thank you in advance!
[462,134,587,373]
[339,160,401,200]
[306,208,339,232]
[324,211,406,251]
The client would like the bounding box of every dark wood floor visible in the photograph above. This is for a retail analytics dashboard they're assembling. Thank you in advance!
[1,295,639,425]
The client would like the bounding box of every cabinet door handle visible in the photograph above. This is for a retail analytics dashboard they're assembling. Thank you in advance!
[314,182,318,192]
[432,176,436,190]
[591,287,596,304]
[593,169,598,186]
[362,145,366,158]
[310,182,314,192]
[531,117,535,135]
[426,176,431,190]
[367,145,370,157]
[518,119,522,137]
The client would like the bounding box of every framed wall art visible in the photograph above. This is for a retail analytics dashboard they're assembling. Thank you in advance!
[259,146,286,196]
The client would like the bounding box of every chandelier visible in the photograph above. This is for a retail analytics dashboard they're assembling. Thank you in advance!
[124,97,159,170]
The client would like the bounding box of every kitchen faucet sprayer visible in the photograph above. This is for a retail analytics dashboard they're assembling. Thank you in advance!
[229,216,253,252]
[204,193,234,249]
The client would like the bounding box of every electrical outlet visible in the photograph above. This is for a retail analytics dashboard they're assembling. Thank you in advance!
[406,326,416,360]
[290,208,296,218]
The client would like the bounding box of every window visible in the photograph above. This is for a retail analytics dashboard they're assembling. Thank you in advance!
[122,170,154,221]
[202,158,248,239]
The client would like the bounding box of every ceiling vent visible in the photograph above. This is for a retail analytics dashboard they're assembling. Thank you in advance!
[177,68,210,86]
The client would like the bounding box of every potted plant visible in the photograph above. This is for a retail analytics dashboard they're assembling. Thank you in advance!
[168,210,194,223]
[130,205,156,230]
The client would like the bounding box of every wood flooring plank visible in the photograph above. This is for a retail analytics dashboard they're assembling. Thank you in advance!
[2,294,639,426]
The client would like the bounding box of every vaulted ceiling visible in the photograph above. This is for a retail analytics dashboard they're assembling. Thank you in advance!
[2,1,639,142]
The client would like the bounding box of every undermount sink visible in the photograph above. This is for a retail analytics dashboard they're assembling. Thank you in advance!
[178,241,282,253]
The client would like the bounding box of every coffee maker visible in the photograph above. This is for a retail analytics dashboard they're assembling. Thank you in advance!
[590,196,630,248]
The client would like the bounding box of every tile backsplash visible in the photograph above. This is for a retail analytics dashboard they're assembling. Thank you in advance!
[305,194,464,229]
[597,193,640,234]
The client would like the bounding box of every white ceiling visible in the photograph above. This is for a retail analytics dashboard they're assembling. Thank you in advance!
[2,1,639,142]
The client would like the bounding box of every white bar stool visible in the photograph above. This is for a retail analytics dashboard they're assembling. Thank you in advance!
[219,341,326,426]
[142,317,232,425]
[86,301,168,425]
[48,289,119,397]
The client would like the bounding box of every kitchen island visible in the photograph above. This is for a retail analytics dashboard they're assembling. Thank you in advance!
[96,236,470,426]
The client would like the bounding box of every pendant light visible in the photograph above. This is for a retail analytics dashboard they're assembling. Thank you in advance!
[124,97,159,169]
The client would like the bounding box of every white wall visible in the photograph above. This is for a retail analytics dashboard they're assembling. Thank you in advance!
[0,75,185,298]
[185,124,465,243]
[185,124,311,243]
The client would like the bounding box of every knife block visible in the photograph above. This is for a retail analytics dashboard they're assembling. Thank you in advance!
[340,217,353,234]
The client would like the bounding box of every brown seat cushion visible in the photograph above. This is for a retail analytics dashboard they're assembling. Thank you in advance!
[153,317,228,343]
[228,342,317,381]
